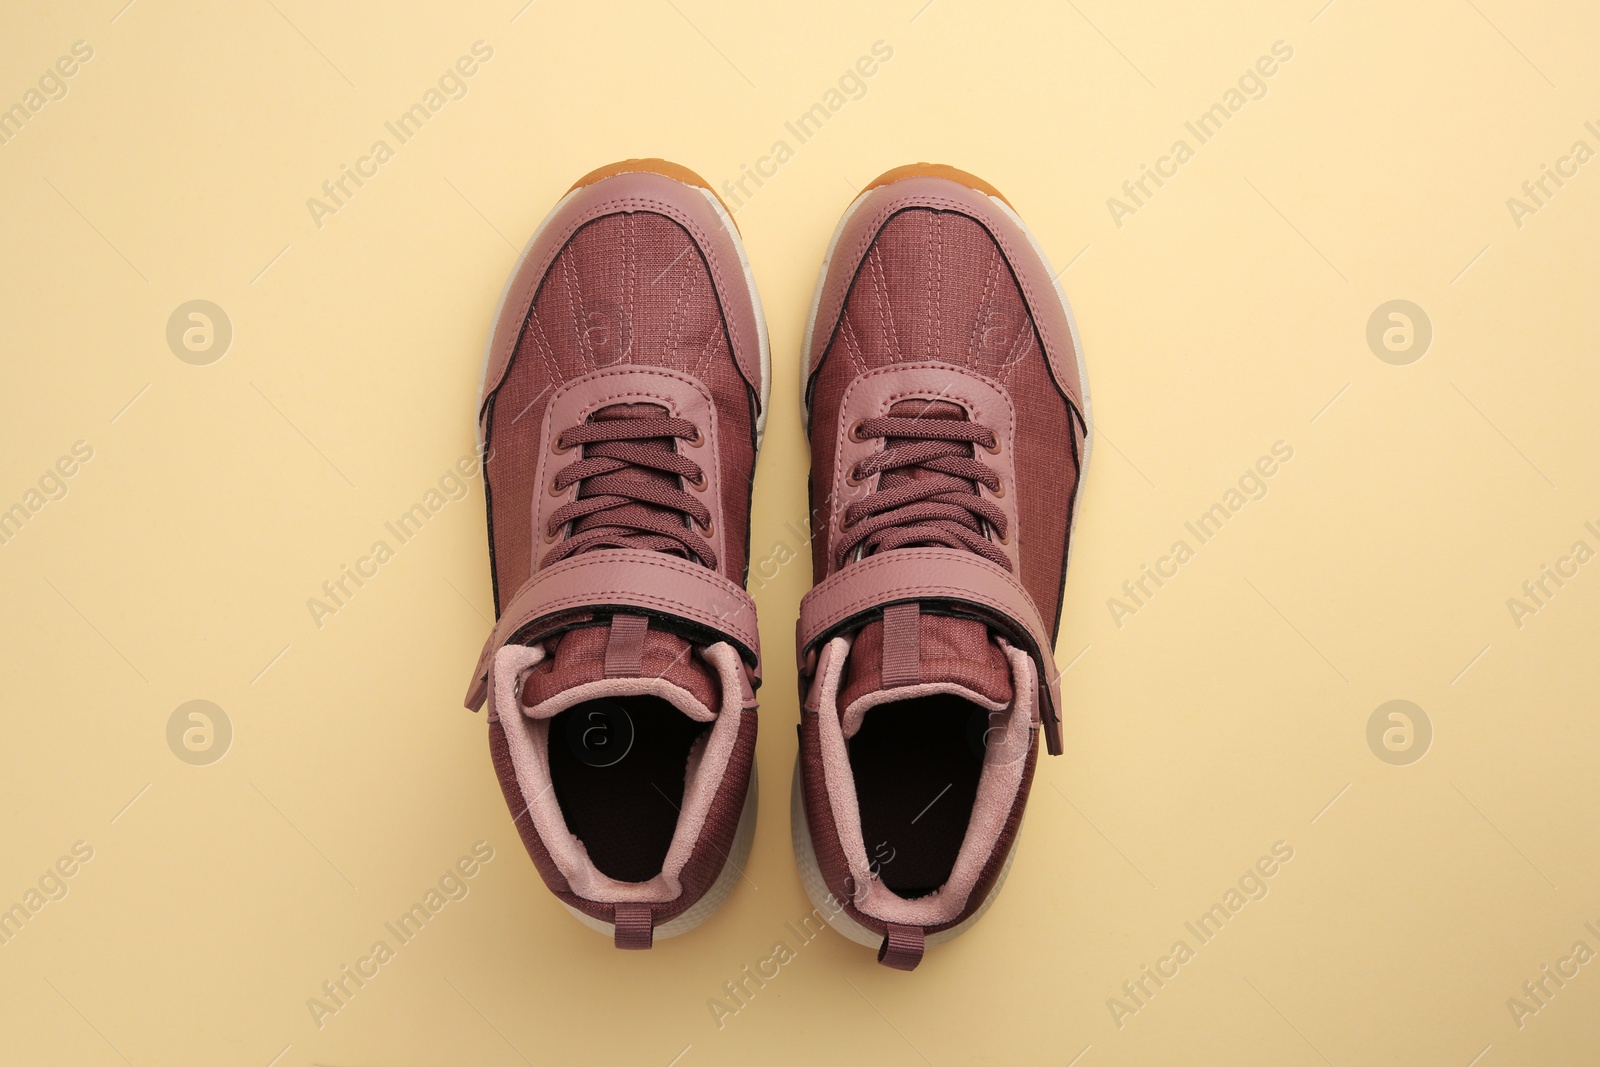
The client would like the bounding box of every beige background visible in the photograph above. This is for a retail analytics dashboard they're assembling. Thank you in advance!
[2,0,1597,1064]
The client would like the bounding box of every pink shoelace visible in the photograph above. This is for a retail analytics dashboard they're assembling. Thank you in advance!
[835,408,1010,570]
[542,404,716,568]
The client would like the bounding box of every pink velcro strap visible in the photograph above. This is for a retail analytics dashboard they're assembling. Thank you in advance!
[797,548,1063,755]
[464,549,760,711]
[877,923,924,970]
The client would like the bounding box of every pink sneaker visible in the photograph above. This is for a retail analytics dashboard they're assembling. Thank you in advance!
[793,164,1091,969]
[464,159,769,949]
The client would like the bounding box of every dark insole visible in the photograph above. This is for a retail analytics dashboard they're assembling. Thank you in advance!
[848,694,985,898]
[548,695,709,883]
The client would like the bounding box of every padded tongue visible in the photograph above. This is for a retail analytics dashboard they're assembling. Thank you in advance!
[836,607,1013,737]
[520,616,720,718]
[836,397,1014,735]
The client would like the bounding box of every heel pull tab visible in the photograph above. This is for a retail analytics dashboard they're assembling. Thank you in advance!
[876,923,924,970]
[613,902,654,950]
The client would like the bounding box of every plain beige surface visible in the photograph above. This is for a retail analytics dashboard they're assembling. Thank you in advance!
[2,1,1598,1064]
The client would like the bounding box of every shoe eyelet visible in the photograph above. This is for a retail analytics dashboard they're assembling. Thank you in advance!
[543,524,561,544]
[551,435,573,456]
[848,421,868,443]
[982,435,1002,455]
[989,480,1006,499]
[685,426,705,447]
[547,476,566,498]
[996,525,1011,545]
[845,467,865,487]
[698,515,715,535]
[688,469,708,490]
[837,513,851,533]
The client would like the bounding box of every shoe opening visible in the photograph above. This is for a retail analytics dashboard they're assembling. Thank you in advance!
[548,695,712,883]
[848,693,988,898]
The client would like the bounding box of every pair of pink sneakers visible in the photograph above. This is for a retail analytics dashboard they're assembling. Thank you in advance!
[463,159,1090,970]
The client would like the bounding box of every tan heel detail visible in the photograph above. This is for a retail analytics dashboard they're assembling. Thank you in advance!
[861,163,1012,207]
[568,158,739,229]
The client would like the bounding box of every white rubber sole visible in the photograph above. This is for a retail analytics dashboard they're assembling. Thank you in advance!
[565,764,759,941]
[477,177,772,449]
[789,755,1016,950]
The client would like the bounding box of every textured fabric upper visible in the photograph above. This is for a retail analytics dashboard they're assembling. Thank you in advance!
[485,210,757,613]
[837,613,1010,717]
[523,624,718,711]
[807,207,1081,630]
[481,193,759,926]
[802,198,1082,940]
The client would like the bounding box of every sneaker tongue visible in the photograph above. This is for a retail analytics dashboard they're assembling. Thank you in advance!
[836,399,1013,730]
[520,620,719,714]
[836,609,1013,735]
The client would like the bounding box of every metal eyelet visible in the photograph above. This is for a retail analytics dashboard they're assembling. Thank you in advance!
[698,515,715,535]
[547,476,566,497]
[988,479,1006,499]
[981,435,1002,455]
[845,466,865,487]
[685,426,705,447]
[688,470,708,490]
[848,421,868,443]
[996,524,1011,545]
[543,523,562,544]
[551,435,573,456]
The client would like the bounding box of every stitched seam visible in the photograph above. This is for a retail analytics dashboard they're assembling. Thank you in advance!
[530,307,566,386]
[665,238,688,366]
[869,248,898,362]
[800,554,1044,646]
[547,364,716,410]
[518,590,754,643]
[502,555,757,648]
[840,316,868,375]
[930,211,942,360]
[815,191,1082,411]
[562,248,591,365]
[622,212,636,365]
[485,192,760,405]
[967,251,1002,357]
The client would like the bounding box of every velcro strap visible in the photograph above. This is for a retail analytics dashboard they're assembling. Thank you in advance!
[796,548,1063,754]
[464,550,760,711]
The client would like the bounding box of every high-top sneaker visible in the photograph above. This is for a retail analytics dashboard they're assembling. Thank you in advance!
[793,164,1092,969]
[464,159,769,949]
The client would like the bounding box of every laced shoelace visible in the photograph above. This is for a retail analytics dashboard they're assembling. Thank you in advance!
[835,407,1010,570]
[542,404,716,568]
